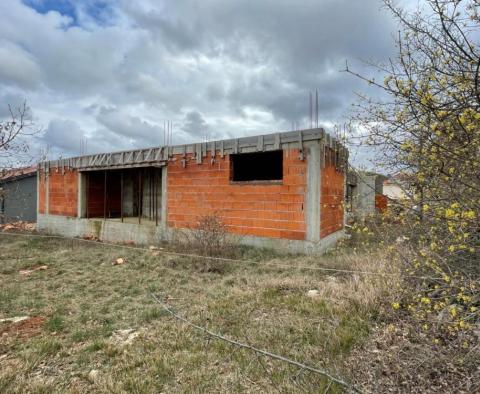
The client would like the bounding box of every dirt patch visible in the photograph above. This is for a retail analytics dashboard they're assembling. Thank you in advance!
[0,316,46,341]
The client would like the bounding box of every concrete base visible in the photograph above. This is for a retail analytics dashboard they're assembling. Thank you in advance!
[37,214,165,245]
[37,214,345,255]
[223,230,345,255]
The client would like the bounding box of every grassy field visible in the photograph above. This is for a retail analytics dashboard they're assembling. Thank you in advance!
[0,234,392,393]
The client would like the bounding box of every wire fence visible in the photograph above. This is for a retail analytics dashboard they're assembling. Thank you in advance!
[151,293,362,393]
[0,231,442,280]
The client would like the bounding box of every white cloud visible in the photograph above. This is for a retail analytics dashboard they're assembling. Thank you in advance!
[0,39,42,89]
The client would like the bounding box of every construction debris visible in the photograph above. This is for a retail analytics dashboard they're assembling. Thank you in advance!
[306,289,320,298]
[112,258,126,266]
[110,329,141,346]
[0,221,36,232]
[19,265,48,276]
[0,316,29,324]
[88,369,100,383]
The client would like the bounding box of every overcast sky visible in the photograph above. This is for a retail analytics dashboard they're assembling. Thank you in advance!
[0,0,407,166]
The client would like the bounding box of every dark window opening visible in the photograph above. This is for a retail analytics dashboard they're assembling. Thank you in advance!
[231,150,283,182]
[85,167,161,224]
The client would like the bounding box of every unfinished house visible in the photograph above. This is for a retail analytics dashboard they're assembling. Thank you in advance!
[37,129,348,253]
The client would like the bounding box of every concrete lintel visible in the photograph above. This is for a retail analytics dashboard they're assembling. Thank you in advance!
[41,128,349,172]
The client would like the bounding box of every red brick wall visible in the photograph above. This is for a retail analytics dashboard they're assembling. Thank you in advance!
[167,149,307,240]
[47,168,78,217]
[38,170,46,214]
[320,164,345,238]
[375,194,388,213]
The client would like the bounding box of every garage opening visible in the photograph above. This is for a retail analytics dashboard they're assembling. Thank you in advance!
[230,150,283,182]
[84,167,161,224]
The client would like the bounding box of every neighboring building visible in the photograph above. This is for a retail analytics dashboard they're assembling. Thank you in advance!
[36,128,348,253]
[346,170,387,220]
[0,166,37,223]
[383,175,411,201]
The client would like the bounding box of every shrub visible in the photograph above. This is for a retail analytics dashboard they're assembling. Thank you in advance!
[179,213,236,258]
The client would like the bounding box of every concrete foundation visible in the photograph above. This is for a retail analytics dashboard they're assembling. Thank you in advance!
[37,214,344,254]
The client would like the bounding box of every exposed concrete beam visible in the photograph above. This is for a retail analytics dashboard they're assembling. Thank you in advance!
[39,128,348,173]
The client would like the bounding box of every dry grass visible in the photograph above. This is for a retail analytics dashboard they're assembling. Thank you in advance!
[0,234,393,393]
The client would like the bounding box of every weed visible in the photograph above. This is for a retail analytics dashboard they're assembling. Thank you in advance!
[45,314,65,333]
[85,339,106,353]
[35,339,62,356]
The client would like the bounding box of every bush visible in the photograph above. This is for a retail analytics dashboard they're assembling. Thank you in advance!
[178,213,236,258]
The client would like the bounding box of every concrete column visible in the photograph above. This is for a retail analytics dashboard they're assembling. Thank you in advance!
[160,166,168,230]
[305,141,321,242]
[45,169,49,215]
[77,172,87,218]
[352,173,376,220]
[36,169,40,218]
[122,173,135,216]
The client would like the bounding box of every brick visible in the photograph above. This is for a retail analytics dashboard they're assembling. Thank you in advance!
[320,165,345,237]
[166,149,309,240]
[47,169,78,217]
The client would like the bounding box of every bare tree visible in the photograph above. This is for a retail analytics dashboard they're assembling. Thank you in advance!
[0,100,38,169]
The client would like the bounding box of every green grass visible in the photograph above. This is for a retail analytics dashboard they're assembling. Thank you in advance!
[0,235,387,393]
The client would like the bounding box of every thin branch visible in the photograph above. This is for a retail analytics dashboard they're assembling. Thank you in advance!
[151,293,361,393]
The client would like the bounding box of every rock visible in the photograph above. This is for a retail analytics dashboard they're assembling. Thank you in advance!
[88,369,100,383]
[111,329,140,345]
[112,258,126,266]
[306,289,320,298]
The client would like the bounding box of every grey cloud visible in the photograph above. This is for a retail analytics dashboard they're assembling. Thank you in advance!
[0,92,29,119]
[40,118,86,155]
[96,106,165,148]
[121,0,395,125]
[182,110,208,137]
